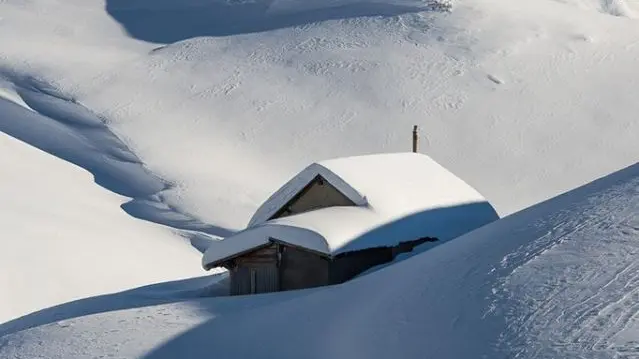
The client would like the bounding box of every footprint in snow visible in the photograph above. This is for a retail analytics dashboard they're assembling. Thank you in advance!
[487,74,504,85]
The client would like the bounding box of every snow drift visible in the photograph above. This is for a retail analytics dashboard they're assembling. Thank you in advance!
[144,163,639,359]
[0,131,203,324]
[2,157,637,359]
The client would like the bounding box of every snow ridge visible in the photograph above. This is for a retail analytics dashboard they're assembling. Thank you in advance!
[0,71,226,250]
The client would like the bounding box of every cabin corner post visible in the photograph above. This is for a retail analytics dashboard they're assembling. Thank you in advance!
[412,125,419,153]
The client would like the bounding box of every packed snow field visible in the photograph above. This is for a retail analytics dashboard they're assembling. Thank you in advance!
[1,0,639,357]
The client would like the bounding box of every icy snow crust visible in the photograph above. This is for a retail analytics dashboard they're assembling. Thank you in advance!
[203,153,499,267]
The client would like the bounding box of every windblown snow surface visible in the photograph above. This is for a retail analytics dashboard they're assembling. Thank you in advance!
[2,0,639,357]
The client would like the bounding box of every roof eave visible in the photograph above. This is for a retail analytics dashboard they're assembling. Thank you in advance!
[202,242,273,270]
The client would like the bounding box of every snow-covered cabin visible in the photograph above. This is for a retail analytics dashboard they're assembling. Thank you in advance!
[202,153,499,295]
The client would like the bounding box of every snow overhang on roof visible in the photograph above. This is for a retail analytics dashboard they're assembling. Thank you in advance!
[202,201,500,270]
[202,152,500,270]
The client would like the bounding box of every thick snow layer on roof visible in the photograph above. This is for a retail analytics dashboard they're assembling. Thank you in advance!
[249,152,493,226]
[203,200,498,267]
[203,153,498,267]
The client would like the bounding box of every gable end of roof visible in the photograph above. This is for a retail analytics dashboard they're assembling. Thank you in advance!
[248,163,367,227]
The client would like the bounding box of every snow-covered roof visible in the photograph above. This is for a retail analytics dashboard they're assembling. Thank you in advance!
[203,152,499,269]
[249,152,491,226]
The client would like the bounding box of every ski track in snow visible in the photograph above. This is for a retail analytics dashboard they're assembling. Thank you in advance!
[492,178,639,358]
[0,71,227,251]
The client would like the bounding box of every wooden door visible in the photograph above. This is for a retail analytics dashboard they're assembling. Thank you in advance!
[232,265,279,295]
[252,264,279,293]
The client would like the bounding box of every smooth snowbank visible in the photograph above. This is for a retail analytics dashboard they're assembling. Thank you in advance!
[0,273,229,337]
[0,131,202,324]
[0,279,319,359]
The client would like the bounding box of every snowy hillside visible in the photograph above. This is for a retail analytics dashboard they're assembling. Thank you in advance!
[2,0,639,232]
[2,0,639,357]
[0,131,203,324]
[2,150,638,359]
[194,162,639,359]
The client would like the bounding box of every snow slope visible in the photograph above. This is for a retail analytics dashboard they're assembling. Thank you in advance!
[0,79,214,324]
[2,150,637,359]
[0,130,203,324]
[142,161,639,359]
[2,0,639,355]
[2,0,639,234]
[82,0,639,222]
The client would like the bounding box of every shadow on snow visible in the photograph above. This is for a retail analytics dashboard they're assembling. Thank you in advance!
[0,274,228,337]
[139,162,639,359]
[140,201,502,358]
[0,73,233,243]
[105,0,447,43]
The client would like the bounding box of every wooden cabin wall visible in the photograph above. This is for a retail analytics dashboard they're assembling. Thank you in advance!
[329,237,438,285]
[279,245,330,291]
[228,237,440,295]
[230,244,279,295]
[271,176,354,220]
[329,247,394,285]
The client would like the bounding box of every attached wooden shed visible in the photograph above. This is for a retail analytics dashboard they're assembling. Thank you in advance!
[207,236,434,295]
[202,152,500,296]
